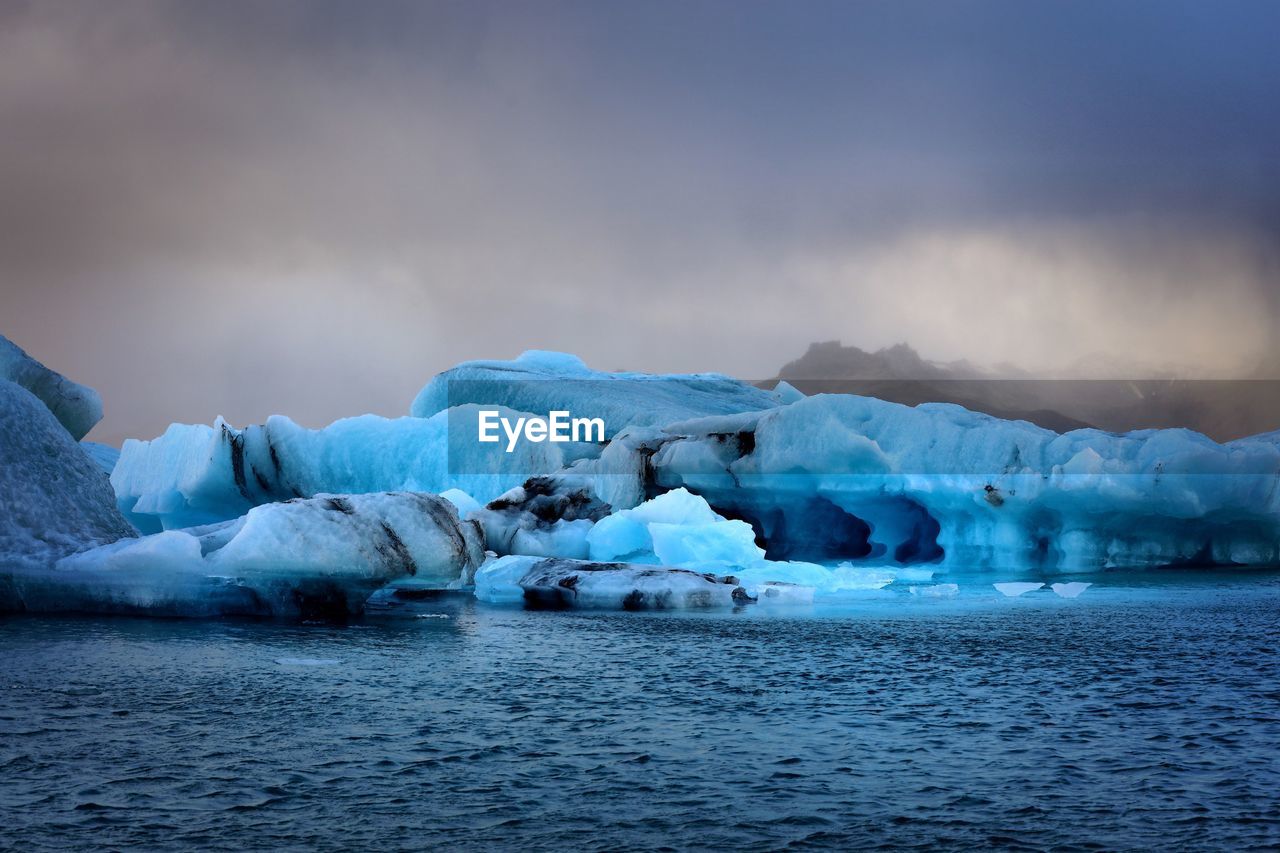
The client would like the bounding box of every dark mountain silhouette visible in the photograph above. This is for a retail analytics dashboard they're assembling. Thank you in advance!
[769,341,1280,441]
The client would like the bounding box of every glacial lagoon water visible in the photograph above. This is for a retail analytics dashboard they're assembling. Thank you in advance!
[2,571,1279,851]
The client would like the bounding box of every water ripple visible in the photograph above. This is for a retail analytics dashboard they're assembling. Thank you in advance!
[0,574,1278,850]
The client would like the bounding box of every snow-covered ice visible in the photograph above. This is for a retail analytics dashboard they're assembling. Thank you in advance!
[5,492,484,618]
[411,350,782,437]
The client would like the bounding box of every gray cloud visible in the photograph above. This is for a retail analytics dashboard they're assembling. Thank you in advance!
[1,0,1278,444]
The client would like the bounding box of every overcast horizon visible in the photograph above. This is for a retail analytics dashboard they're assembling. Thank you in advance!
[3,0,1279,444]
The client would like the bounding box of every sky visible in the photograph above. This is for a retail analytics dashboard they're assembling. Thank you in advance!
[1,0,1278,444]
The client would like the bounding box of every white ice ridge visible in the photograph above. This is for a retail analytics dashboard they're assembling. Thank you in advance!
[411,350,782,437]
[4,493,484,618]
[0,380,135,573]
[0,335,103,440]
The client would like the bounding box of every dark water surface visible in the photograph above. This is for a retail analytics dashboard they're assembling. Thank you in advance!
[2,573,1279,851]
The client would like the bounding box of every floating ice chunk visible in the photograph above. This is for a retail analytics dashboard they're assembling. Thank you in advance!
[994,582,1045,597]
[735,560,895,597]
[520,558,745,610]
[736,560,827,590]
[824,565,898,592]
[0,335,103,440]
[1051,581,1092,598]
[910,583,959,598]
[752,582,815,606]
[6,492,484,619]
[0,380,135,574]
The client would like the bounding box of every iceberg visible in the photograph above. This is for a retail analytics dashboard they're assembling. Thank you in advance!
[474,555,748,610]
[25,346,1280,620]
[6,492,484,619]
[649,394,1280,572]
[0,379,135,573]
[107,347,778,537]
[111,404,567,532]
[437,358,1280,576]
[471,553,878,610]
[0,335,103,440]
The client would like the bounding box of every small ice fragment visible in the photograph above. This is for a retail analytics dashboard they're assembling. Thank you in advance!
[1051,582,1092,599]
[993,582,1044,597]
[414,613,451,619]
[274,658,339,666]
